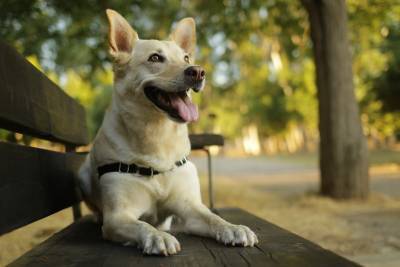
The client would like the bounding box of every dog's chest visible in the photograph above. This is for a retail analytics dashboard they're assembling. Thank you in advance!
[140,204,170,226]
[136,178,172,225]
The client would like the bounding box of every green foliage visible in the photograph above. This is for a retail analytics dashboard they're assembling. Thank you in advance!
[1,0,399,144]
[375,24,400,112]
[348,0,400,143]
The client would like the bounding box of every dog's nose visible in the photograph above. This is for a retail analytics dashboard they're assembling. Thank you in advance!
[184,66,205,82]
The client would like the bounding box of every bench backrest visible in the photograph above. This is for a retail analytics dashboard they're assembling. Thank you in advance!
[0,41,89,235]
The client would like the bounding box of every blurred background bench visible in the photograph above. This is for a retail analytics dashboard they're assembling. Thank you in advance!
[189,133,224,209]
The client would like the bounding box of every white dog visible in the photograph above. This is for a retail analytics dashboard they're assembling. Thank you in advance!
[78,9,258,256]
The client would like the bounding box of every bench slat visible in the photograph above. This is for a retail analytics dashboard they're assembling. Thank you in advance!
[0,41,89,146]
[9,208,360,267]
[0,142,85,234]
[189,134,224,150]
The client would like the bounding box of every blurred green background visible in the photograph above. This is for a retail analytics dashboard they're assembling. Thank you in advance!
[1,0,399,154]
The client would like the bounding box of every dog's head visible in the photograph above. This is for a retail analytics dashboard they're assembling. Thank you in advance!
[106,9,205,123]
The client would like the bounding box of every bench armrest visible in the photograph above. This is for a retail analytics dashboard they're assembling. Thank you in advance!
[189,134,224,150]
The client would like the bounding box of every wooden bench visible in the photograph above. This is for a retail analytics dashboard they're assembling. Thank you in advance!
[0,41,360,267]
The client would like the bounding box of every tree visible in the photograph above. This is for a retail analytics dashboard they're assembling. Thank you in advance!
[301,0,369,198]
[1,0,398,161]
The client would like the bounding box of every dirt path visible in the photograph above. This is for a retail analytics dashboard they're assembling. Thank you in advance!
[191,155,400,267]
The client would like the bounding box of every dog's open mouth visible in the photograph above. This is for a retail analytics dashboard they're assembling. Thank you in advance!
[144,86,198,123]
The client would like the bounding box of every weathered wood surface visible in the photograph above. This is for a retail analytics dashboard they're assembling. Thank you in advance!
[189,134,224,150]
[0,141,86,235]
[10,208,360,267]
[0,41,89,146]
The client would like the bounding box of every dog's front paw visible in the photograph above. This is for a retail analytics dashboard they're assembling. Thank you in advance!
[215,224,258,247]
[141,230,181,256]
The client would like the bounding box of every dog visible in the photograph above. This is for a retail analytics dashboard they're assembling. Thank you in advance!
[77,9,258,256]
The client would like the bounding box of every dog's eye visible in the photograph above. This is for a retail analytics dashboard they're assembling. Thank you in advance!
[184,55,190,63]
[148,54,164,63]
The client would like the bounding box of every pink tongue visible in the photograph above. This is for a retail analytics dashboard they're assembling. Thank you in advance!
[169,95,198,122]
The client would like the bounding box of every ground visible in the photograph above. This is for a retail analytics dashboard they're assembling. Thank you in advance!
[1,151,399,266]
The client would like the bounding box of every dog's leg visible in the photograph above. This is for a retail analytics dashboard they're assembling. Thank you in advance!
[173,202,258,246]
[100,176,181,256]
[102,214,180,255]
[166,162,258,246]
[157,216,173,231]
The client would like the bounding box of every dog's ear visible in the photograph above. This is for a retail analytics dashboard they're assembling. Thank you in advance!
[106,9,138,62]
[170,17,196,56]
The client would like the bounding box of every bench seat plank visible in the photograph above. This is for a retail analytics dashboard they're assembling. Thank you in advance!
[9,208,360,267]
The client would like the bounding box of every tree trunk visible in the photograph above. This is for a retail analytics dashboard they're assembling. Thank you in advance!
[301,0,369,198]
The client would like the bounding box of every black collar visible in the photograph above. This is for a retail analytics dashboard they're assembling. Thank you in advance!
[97,157,187,178]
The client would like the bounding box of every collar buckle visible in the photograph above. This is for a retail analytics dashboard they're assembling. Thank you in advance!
[176,156,187,167]
[118,163,129,173]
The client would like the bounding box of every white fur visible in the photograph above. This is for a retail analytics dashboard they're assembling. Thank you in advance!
[77,10,258,256]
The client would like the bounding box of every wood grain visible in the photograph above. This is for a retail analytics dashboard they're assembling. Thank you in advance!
[0,141,86,235]
[0,41,89,146]
[9,208,360,267]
